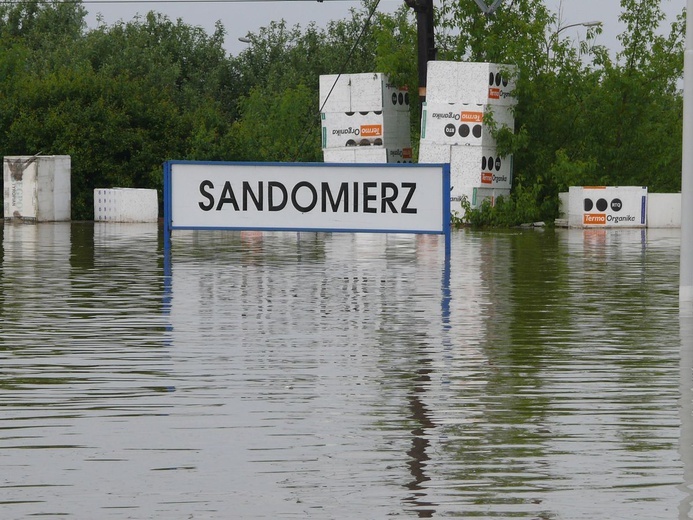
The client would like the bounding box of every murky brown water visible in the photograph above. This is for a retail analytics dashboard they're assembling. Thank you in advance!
[0,222,689,518]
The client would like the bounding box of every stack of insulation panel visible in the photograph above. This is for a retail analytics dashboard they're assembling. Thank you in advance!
[94,188,158,223]
[320,73,412,164]
[419,62,517,212]
[3,155,71,221]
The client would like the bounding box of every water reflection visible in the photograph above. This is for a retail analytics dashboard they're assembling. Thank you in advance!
[0,222,172,518]
[0,223,687,519]
[680,310,693,519]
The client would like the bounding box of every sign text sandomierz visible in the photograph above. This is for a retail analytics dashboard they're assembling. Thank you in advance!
[165,162,450,235]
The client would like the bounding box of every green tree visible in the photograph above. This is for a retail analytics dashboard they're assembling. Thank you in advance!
[0,0,419,217]
[0,0,86,50]
[4,0,681,226]
[372,4,419,149]
[585,0,685,192]
[441,0,685,226]
[229,84,321,162]
[227,2,395,162]
[0,5,239,218]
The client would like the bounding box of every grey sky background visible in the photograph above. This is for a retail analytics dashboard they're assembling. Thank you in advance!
[81,0,684,56]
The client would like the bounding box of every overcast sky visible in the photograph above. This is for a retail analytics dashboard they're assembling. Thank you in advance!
[81,0,684,56]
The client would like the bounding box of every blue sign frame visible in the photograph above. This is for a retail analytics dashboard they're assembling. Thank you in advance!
[163,161,451,254]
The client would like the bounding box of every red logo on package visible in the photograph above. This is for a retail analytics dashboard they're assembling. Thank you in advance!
[461,111,484,123]
[583,214,606,225]
[360,125,382,137]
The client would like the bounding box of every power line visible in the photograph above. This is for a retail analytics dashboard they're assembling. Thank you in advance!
[2,0,391,3]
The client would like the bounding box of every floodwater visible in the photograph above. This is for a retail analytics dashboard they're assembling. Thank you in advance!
[1,222,692,519]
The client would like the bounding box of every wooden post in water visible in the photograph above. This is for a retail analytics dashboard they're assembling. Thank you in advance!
[681,0,693,312]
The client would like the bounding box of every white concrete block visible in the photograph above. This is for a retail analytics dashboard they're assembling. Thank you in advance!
[94,188,158,223]
[450,146,512,189]
[319,73,410,113]
[323,147,412,164]
[350,74,395,112]
[319,74,353,113]
[321,111,411,149]
[420,102,514,146]
[419,144,512,189]
[323,148,388,163]
[323,148,357,163]
[426,61,517,105]
[567,186,647,228]
[3,155,71,221]
[647,193,681,228]
[418,143,452,164]
[386,148,413,164]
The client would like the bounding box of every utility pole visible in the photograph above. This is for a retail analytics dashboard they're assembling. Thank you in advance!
[405,0,436,111]
[405,1,504,121]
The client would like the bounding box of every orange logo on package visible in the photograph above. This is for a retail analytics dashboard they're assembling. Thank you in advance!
[360,125,382,137]
[481,172,493,184]
[488,87,501,100]
[402,148,413,159]
[461,111,483,123]
[583,213,606,225]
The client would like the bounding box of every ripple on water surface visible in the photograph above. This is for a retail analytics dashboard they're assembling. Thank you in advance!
[0,224,686,518]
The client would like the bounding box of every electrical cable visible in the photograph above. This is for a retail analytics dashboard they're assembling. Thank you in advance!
[292,0,381,161]
[5,0,386,161]
[2,0,388,3]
